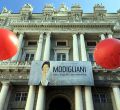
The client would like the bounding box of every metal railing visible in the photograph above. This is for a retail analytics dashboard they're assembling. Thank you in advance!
[0,61,31,69]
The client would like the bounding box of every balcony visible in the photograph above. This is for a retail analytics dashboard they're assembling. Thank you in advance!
[0,60,119,72]
[0,61,31,70]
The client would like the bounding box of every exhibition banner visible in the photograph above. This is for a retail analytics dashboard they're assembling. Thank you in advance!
[28,61,94,86]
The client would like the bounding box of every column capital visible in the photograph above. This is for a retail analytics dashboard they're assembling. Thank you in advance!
[99,33,104,36]
[40,32,44,35]
[100,33,105,35]
[79,32,85,35]
[72,32,78,35]
[17,32,24,39]
[99,33,105,40]
[39,32,44,39]
[112,85,119,88]
[18,32,24,35]
[1,81,11,86]
[108,32,113,35]
[46,32,51,36]
[72,33,77,37]
[108,33,113,38]
[79,33,85,37]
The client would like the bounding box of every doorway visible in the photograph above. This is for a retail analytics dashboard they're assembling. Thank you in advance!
[49,96,71,110]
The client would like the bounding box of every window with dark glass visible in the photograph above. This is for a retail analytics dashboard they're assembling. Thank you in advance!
[93,93,107,103]
[25,53,34,61]
[57,41,67,46]
[87,41,96,46]
[28,41,37,46]
[15,92,28,102]
[88,53,94,62]
[57,53,66,61]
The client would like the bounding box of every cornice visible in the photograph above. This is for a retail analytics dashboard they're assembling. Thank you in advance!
[10,21,115,30]
[10,21,115,25]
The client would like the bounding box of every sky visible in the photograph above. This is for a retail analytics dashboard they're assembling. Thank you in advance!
[0,0,120,13]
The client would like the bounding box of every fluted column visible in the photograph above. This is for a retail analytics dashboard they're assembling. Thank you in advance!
[75,86,83,110]
[80,33,87,61]
[79,33,94,110]
[100,34,105,40]
[25,33,44,110]
[35,33,44,60]
[0,82,10,110]
[11,33,24,61]
[36,32,51,110]
[112,86,120,110]
[73,34,79,61]
[108,33,113,38]
[111,90,117,110]
[36,86,45,110]
[25,86,36,110]
[43,32,51,61]
[73,33,83,110]
[85,87,94,110]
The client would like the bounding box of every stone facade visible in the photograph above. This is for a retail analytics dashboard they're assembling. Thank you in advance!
[0,3,120,110]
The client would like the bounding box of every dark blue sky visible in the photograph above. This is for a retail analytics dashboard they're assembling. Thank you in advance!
[0,0,120,13]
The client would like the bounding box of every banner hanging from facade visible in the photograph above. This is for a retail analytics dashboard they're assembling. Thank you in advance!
[28,61,94,86]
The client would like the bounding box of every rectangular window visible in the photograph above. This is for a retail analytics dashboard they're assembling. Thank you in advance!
[93,93,107,103]
[88,53,94,62]
[25,53,34,61]
[56,41,68,46]
[57,53,66,61]
[28,41,37,46]
[25,54,29,61]
[87,41,96,47]
[15,92,28,102]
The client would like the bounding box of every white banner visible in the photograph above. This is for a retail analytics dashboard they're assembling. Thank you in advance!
[28,61,94,86]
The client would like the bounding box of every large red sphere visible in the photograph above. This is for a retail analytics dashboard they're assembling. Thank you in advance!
[0,28,18,60]
[94,38,120,69]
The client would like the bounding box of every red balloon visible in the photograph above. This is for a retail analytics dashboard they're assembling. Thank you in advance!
[94,38,120,69]
[0,28,18,60]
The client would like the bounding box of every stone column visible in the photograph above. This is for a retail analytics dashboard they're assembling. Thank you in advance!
[108,33,113,38]
[25,86,36,110]
[73,33,83,110]
[36,32,51,110]
[43,32,51,61]
[111,90,117,110]
[25,33,44,110]
[11,33,24,61]
[85,87,94,110]
[80,33,87,61]
[100,34,105,40]
[79,33,94,110]
[0,82,10,110]
[36,86,45,110]
[75,86,83,110]
[73,34,79,61]
[35,33,44,60]
[112,86,120,110]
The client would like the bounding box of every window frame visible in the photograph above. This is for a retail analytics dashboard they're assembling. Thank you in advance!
[93,93,108,103]
[22,50,35,62]
[56,40,68,46]
[54,50,69,61]
[27,40,37,46]
[56,53,67,61]
[24,53,35,61]
[86,40,97,47]
[87,52,94,62]
[15,92,28,102]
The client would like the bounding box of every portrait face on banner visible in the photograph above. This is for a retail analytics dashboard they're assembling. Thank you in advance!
[28,61,50,86]
[28,61,94,86]
[41,61,50,85]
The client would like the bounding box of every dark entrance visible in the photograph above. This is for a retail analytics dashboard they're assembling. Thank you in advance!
[49,96,71,110]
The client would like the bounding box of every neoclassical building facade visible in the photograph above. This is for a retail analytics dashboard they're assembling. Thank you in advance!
[0,3,120,110]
